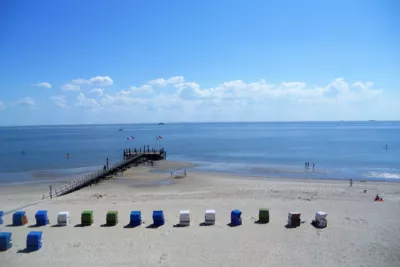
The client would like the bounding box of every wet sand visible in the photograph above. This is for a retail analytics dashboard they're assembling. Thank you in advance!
[1,160,400,267]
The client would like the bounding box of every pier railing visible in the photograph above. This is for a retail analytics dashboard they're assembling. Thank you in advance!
[43,149,165,199]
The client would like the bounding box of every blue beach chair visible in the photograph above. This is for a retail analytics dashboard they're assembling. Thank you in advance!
[27,231,43,251]
[35,210,49,226]
[130,211,142,227]
[0,232,12,251]
[152,210,165,226]
[231,210,242,226]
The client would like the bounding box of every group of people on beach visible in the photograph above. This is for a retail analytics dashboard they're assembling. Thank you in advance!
[305,161,315,171]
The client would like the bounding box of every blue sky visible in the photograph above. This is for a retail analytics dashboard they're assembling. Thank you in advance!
[0,0,399,125]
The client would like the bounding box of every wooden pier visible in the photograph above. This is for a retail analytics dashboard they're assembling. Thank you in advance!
[47,148,166,198]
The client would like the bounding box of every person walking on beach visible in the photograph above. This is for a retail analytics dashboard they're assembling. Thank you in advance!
[350,179,353,187]
[313,163,315,171]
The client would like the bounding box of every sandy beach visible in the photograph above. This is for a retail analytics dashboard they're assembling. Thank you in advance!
[1,160,400,267]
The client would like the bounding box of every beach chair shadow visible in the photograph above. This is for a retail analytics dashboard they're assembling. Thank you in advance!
[199,222,214,227]
[51,224,65,228]
[173,223,189,228]
[100,223,116,227]
[28,224,43,228]
[123,223,140,229]
[17,248,37,254]
[227,222,241,227]
[310,220,326,229]
[146,223,162,229]
[254,220,269,224]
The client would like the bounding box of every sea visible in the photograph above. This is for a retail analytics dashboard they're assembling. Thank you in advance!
[0,121,399,186]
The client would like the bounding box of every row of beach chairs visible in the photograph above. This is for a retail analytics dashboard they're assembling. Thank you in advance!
[0,209,328,252]
[1,209,327,229]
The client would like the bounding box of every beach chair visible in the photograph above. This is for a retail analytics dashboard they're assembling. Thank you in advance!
[35,210,49,226]
[0,211,3,225]
[152,210,165,226]
[287,212,301,227]
[0,232,12,251]
[179,210,190,226]
[205,209,215,225]
[130,211,142,227]
[81,210,93,226]
[231,210,242,226]
[12,211,28,226]
[57,212,71,226]
[314,211,327,228]
[258,208,269,223]
[26,231,42,251]
[106,211,118,226]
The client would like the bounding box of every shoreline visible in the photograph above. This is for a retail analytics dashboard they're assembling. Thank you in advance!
[1,159,400,188]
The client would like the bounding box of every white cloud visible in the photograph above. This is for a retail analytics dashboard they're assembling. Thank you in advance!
[148,78,167,87]
[89,88,104,96]
[148,76,184,87]
[17,97,36,107]
[0,100,4,110]
[72,76,113,87]
[50,95,68,108]
[62,84,80,91]
[33,82,52,89]
[117,89,132,96]
[130,85,153,93]
[100,94,148,107]
[175,77,381,104]
[75,93,100,109]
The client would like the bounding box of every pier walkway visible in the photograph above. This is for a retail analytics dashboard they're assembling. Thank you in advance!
[47,148,166,198]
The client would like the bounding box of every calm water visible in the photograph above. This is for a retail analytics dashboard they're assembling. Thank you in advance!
[0,122,399,185]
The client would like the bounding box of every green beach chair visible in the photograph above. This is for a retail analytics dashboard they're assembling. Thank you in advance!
[258,208,269,223]
[81,210,93,226]
[106,211,118,226]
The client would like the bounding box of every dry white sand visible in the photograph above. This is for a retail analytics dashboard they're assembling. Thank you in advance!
[1,160,400,267]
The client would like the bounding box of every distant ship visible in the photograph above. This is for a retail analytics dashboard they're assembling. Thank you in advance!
[158,122,165,125]
[118,128,124,131]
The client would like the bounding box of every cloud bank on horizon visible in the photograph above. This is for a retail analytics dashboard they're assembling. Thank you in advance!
[0,75,398,125]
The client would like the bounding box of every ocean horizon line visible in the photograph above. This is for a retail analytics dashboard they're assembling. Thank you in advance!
[1,120,399,128]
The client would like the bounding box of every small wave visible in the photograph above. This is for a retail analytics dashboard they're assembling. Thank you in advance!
[367,172,400,179]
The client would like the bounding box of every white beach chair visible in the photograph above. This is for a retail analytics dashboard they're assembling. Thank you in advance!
[57,211,71,226]
[205,209,215,225]
[179,210,190,226]
[315,211,327,228]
